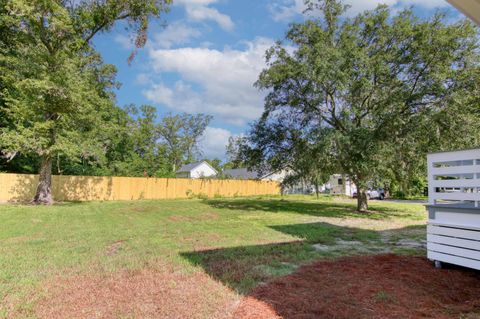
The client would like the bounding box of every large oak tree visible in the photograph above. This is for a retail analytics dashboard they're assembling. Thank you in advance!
[244,0,480,211]
[0,0,171,204]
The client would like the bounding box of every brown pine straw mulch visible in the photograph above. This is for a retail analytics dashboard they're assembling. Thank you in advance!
[234,254,480,319]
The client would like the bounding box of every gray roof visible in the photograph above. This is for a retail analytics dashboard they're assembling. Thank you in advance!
[176,161,210,173]
[223,168,264,180]
[175,161,218,174]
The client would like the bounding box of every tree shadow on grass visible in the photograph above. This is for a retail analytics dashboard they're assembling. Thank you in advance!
[180,222,480,318]
[270,222,383,244]
[205,197,423,220]
[180,222,426,294]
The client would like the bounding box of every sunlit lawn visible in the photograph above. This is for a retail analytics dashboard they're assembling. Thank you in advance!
[0,195,427,318]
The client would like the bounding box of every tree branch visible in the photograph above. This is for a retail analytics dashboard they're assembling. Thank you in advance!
[83,13,131,44]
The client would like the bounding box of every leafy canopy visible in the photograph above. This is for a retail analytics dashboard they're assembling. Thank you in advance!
[0,0,171,166]
[243,0,480,208]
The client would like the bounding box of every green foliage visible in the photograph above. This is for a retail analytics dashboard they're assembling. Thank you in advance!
[158,113,213,172]
[0,0,171,159]
[1,1,113,161]
[0,102,212,178]
[204,158,222,172]
[225,135,247,169]
[0,1,218,183]
[243,0,480,208]
[0,0,171,201]
[103,105,170,177]
[51,107,212,178]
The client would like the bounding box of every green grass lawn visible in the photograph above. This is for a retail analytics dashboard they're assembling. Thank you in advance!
[0,195,427,318]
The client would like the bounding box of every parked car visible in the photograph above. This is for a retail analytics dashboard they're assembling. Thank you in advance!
[352,188,385,200]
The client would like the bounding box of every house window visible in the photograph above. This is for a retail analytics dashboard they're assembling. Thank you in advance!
[338,178,343,185]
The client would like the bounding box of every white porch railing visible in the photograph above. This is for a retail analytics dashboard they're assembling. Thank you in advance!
[427,148,480,270]
[428,149,480,208]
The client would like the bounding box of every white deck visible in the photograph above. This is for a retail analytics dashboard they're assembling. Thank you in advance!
[427,149,480,270]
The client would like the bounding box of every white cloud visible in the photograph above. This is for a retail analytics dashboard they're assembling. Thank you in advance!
[269,0,449,22]
[200,126,232,159]
[143,37,273,126]
[114,34,134,50]
[151,22,201,49]
[144,83,175,105]
[116,21,201,50]
[269,0,306,22]
[186,6,234,31]
[175,0,234,31]
[135,73,151,85]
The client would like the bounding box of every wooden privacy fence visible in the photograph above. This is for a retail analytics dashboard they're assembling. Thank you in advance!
[0,173,280,202]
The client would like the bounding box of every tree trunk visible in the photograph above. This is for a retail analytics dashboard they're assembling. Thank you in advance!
[315,181,319,199]
[357,188,368,212]
[33,155,53,204]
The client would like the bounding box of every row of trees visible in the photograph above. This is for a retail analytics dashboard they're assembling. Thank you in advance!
[0,0,217,203]
[2,0,479,208]
[238,0,480,211]
[1,106,211,177]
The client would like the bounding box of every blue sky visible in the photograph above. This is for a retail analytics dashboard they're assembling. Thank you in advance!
[93,0,461,160]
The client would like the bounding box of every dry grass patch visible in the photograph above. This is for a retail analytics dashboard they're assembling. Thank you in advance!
[34,267,238,319]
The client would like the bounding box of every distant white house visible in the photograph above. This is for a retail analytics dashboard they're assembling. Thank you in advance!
[223,168,264,180]
[223,168,287,181]
[262,170,290,183]
[223,168,288,182]
[224,168,355,196]
[176,161,218,179]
